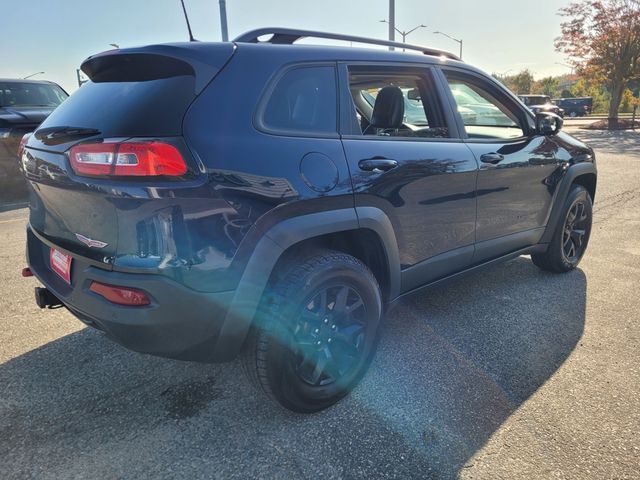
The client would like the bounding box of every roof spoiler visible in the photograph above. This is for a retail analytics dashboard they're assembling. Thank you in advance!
[81,43,236,94]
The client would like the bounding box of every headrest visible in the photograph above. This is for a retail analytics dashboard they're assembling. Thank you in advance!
[370,86,404,129]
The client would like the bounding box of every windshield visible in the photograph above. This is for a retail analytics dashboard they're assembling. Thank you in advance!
[0,82,68,108]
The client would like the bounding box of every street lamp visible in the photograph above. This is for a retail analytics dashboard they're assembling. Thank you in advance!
[23,72,44,79]
[379,20,427,50]
[109,43,120,49]
[219,0,229,41]
[433,31,463,59]
[555,62,575,75]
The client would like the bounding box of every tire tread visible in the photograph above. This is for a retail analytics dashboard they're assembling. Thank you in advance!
[532,184,592,273]
[242,250,379,410]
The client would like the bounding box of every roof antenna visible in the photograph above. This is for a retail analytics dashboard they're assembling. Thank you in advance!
[180,0,197,42]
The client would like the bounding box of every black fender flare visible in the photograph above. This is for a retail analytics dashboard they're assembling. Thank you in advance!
[211,207,400,361]
[540,161,597,244]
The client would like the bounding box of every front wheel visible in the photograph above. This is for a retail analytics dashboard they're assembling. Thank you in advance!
[532,184,593,273]
[243,250,382,413]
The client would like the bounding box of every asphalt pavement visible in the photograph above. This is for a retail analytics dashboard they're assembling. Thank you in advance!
[0,128,638,479]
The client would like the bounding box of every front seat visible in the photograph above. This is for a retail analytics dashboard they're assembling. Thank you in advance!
[367,86,405,133]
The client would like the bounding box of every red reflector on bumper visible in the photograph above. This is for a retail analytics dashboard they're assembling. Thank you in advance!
[89,281,150,306]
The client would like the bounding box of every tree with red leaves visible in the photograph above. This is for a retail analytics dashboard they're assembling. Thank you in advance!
[556,0,640,128]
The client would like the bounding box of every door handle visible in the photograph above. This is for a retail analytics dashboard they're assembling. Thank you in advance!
[358,157,398,172]
[480,153,504,164]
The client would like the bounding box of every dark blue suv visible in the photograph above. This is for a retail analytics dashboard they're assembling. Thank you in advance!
[21,29,596,412]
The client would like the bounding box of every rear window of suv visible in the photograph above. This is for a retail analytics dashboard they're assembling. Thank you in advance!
[38,76,196,137]
[259,65,337,135]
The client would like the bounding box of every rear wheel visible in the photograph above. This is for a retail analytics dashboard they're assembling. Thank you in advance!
[242,250,382,413]
[532,184,592,273]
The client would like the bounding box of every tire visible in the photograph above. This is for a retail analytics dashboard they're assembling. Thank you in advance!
[242,250,383,413]
[532,184,593,273]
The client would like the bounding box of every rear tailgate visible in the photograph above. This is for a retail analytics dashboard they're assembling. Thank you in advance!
[22,42,235,268]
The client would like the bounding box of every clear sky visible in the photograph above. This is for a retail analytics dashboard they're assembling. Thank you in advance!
[1,0,574,93]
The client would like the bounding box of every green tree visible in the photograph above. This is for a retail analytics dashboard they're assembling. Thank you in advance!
[621,88,636,111]
[536,76,561,97]
[570,79,611,113]
[556,0,640,128]
[496,70,535,94]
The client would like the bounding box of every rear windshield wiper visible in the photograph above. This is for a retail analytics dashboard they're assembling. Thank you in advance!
[35,126,101,145]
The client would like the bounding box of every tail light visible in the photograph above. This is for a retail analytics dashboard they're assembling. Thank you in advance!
[89,281,150,306]
[69,141,187,177]
[18,133,31,156]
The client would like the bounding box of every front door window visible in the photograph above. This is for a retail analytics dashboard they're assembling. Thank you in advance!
[445,75,525,140]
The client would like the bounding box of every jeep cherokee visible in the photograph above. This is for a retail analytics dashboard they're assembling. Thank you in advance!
[21,28,596,412]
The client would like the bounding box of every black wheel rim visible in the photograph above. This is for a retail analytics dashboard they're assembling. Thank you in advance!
[290,285,367,387]
[562,200,589,263]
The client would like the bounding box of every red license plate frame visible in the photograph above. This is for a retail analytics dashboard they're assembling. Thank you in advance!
[50,247,72,284]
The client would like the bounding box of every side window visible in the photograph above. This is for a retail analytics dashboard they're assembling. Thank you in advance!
[261,66,337,135]
[347,67,449,139]
[445,74,525,140]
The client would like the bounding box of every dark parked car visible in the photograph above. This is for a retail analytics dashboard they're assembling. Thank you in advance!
[1,79,68,202]
[554,97,593,117]
[21,29,596,412]
[518,94,565,117]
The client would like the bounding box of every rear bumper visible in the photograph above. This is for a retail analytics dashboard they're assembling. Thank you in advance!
[27,226,241,362]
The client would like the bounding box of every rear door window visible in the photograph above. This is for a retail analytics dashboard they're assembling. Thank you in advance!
[260,65,337,135]
[345,66,450,139]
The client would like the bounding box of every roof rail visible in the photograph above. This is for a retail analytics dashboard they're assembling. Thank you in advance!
[233,28,460,61]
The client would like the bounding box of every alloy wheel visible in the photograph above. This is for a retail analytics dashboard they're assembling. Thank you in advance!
[290,285,367,387]
[562,200,589,263]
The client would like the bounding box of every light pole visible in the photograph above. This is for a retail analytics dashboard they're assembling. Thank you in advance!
[219,0,229,41]
[433,31,463,59]
[379,20,427,51]
[555,62,575,75]
[388,0,395,49]
[76,69,89,87]
[23,72,44,79]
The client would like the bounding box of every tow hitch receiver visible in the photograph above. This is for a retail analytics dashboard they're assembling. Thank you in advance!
[35,287,63,309]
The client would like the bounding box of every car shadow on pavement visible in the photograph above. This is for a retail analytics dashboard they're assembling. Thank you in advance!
[0,257,586,479]
[569,129,639,156]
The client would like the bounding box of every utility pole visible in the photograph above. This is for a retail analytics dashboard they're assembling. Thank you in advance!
[388,0,395,50]
[219,0,229,41]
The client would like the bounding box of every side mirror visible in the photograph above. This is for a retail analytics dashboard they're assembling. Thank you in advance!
[536,112,563,136]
